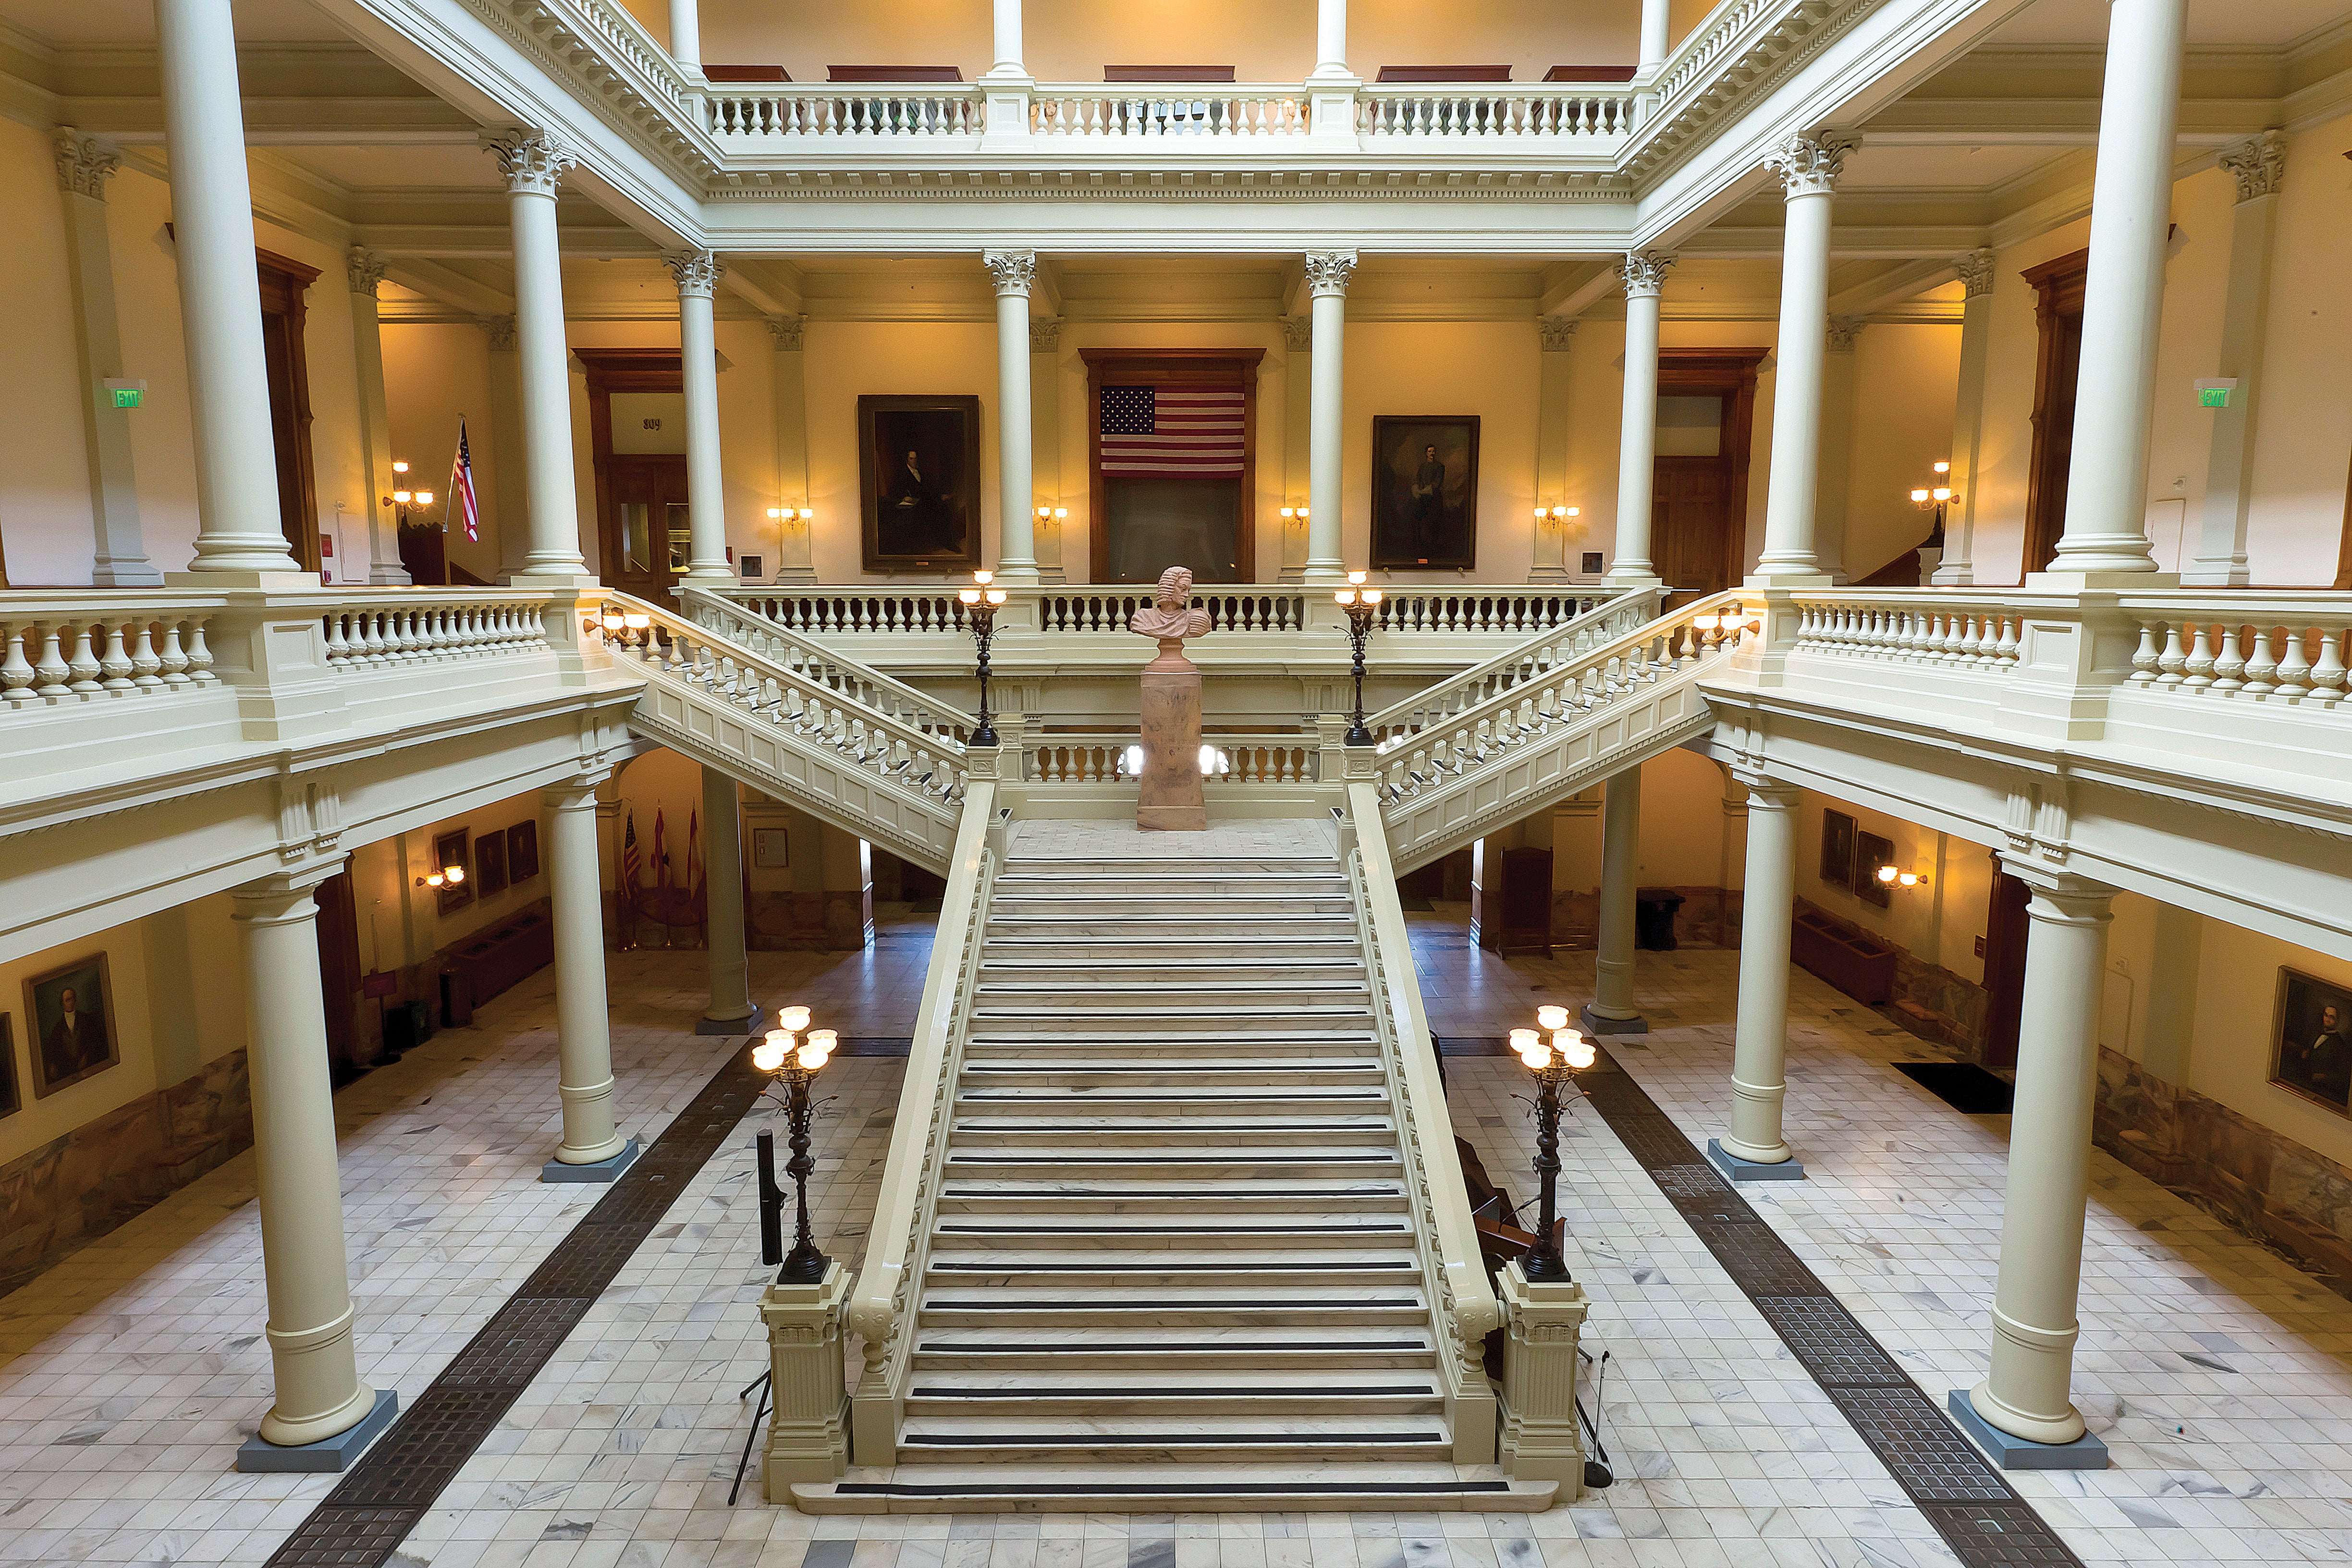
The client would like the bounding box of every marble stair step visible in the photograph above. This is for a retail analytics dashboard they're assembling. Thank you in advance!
[980,963,1369,986]
[988,917,1357,940]
[926,1213,1414,1250]
[943,1149,1404,1181]
[999,858,1339,877]
[902,1370,1444,1418]
[966,1009,1374,1035]
[912,1326,1440,1371]
[954,1089,1391,1118]
[972,985,1372,1012]
[948,1120,1395,1149]
[960,1058,1384,1088]
[789,1463,1554,1515]
[982,940,1362,965]
[937,1176,1406,1213]
[917,1288,1430,1328]
[962,1032,1378,1056]
[923,1258,1418,1290]
[991,896,1358,919]
[893,1416,1454,1465]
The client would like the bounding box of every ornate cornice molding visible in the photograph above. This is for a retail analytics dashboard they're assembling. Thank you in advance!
[2218,130,2286,202]
[983,249,1037,296]
[53,126,119,199]
[1955,246,1997,300]
[663,248,723,297]
[1763,131,1856,198]
[482,128,582,196]
[1303,250,1358,297]
[346,246,389,298]
[1620,249,1677,300]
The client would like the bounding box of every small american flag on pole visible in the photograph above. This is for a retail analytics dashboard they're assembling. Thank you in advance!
[447,417,480,542]
[1099,386,1246,477]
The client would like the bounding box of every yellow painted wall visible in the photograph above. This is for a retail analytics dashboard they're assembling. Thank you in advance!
[1844,322,1963,578]
[379,323,504,582]
[0,119,94,585]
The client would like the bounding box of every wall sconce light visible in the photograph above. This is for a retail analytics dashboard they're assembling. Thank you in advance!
[1875,864,1928,890]
[416,864,466,889]
[1532,505,1581,528]
[1280,506,1310,525]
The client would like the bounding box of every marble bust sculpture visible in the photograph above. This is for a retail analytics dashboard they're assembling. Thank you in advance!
[1129,566,1212,672]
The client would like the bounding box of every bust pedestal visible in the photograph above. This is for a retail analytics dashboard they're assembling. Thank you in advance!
[1138,639,1207,832]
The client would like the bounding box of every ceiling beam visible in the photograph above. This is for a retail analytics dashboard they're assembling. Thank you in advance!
[1828,257,1957,317]
[385,259,514,315]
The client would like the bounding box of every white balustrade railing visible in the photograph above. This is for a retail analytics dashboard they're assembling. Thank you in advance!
[2121,596,2352,707]
[1034,588,1316,634]
[597,592,967,806]
[1373,588,1618,634]
[682,587,968,739]
[1022,733,1317,785]
[319,593,553,671]
[1357,86,1634,140]
[1367,587,1657,746]
[1032,87,1307,138]
[726,589,973,636]
[704,86,982,139]
[2,597,221,710]
[1376,591,1748,805]
[1789,594,2024,676]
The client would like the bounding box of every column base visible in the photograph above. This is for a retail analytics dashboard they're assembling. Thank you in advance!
[236,1387,398,1473]
[543,1136,642,1184]
[1707,1138,1805,1183]
[696,1004,766,1037]
[1947,1390,2108,1470]
[1580,1005,1647,1037]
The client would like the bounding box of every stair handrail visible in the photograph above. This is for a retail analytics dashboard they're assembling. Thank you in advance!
[596,590,968,805]
[843,789,998,1455]
[1344,805,1501,1452]
[679,585,972,741]
[1375,589,1748,807]
[1363,585,1662,747]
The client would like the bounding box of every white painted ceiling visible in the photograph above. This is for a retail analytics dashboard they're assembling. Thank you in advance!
[0,0,348,47]
[1985,0,2350,47]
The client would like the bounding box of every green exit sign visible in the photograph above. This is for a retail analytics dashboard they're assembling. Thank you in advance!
[2198,387,2229,408]
[110,387,143,409]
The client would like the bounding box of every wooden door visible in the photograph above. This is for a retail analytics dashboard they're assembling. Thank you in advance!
[1652,457,1730,600]
[256,248,323,575]
[1980,869,2031,1069]
[606,455,690,604]
[2021,249,2089,576]
[311,862,363,1075]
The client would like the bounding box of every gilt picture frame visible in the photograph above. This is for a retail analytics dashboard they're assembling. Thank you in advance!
[859,395,982,574]
[1370,415,1480,571]
[24,951,117,1100]
[2273,967,2352,1114]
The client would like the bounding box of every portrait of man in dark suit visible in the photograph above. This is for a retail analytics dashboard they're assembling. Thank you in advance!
[1371,416,1480,570]
[25,953,118,1099]
[2275,970,2352,1113]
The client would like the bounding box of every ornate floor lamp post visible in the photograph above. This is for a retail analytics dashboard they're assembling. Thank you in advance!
[1512,1005,1598,1282]
[751,1004,836,1284]
[957,572,1008,747]
[1334,570,1383,747]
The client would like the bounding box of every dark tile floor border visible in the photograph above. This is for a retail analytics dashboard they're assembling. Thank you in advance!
[264,1038,771,1568]
[1573,1045,2086,1568]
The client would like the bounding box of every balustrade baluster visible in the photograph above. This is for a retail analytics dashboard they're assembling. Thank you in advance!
[66,622,102,697]
[2152,623,2186,686]
[34,625,71,701]
[324,613,351,666]
[129,620,162,692]
[2211,626,2246,693]
[2181,625,2216,690]
[153,622,189,688]
[0,626,34,706]
[2274,630,2313,700]
[2242,627,2279,697]
[2309,630,2347,707]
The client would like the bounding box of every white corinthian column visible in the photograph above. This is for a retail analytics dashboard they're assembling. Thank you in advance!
[1607,250,1675,589]
[1750,132,1853,587]
[986,250,1040,582]
[485,130,590,578]
[668,250,735,587]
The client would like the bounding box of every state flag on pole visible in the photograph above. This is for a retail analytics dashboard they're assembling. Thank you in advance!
[654,808,670,889]
[622,811,642,892]
[448,417,481,542]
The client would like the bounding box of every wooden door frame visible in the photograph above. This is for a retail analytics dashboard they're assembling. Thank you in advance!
[1980,864,2031,1069]
[1653,348,1765,590]
[576,348,685,586]
[256,247,322,574]
[2021,248,2090,576]
[1081,348,1264,583]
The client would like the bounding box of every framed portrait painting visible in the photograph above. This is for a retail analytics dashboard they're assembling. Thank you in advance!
[858,394,982,574]
[474,829,509,898]
[1370,415,1479,571]
[1855,831,1894,910]
[0,1016,18,1120]
[24,952,118,1099]
[507,821,540,883]
[2273,968,2352,1114]
[433,828,474,916]
[1820,809,1856,892]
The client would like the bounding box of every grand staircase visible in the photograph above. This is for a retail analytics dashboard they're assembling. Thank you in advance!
[796,821,1553,1512]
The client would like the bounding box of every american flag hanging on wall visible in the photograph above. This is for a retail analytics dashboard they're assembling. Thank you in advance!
[1099,386,1245,478]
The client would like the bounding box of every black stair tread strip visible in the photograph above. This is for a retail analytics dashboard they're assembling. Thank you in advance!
[831,1482,1515,1496]
[924,1297,1423,1309]
[904,1431,1446,1446]
[934,1224,1409,1234]
[1578,1043,2086,1568]
[911,1384,1438,1397]
[921,1340,1429,1352]
[266,1041,768,1568]
[948,1153,1393,1163]
[931,1261,1415,1272]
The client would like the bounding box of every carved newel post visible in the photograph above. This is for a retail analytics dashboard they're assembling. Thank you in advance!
[1129,566,1212,832]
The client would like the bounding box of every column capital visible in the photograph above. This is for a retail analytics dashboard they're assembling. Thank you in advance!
[2217,129,2286,203]
[1732,773,1802,809]
[767,313,805,352]
[1995,855,2119,913]
[346,246,388,298]
[664,249,724,298]
[1763,131,1857,197]
[228,868,338,918]
[1283,313,1313,350]
[984,249,1037,297]
[1956,245,1997,299]
[483,129,581,196]
[1029,314,1062,353]
[1303,249,1358,298]
[1539,315,1578,352]
[1620,249,1676,300]
[483,313,519,352]
[1826,314,1865,354]
[53,126,120,198]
